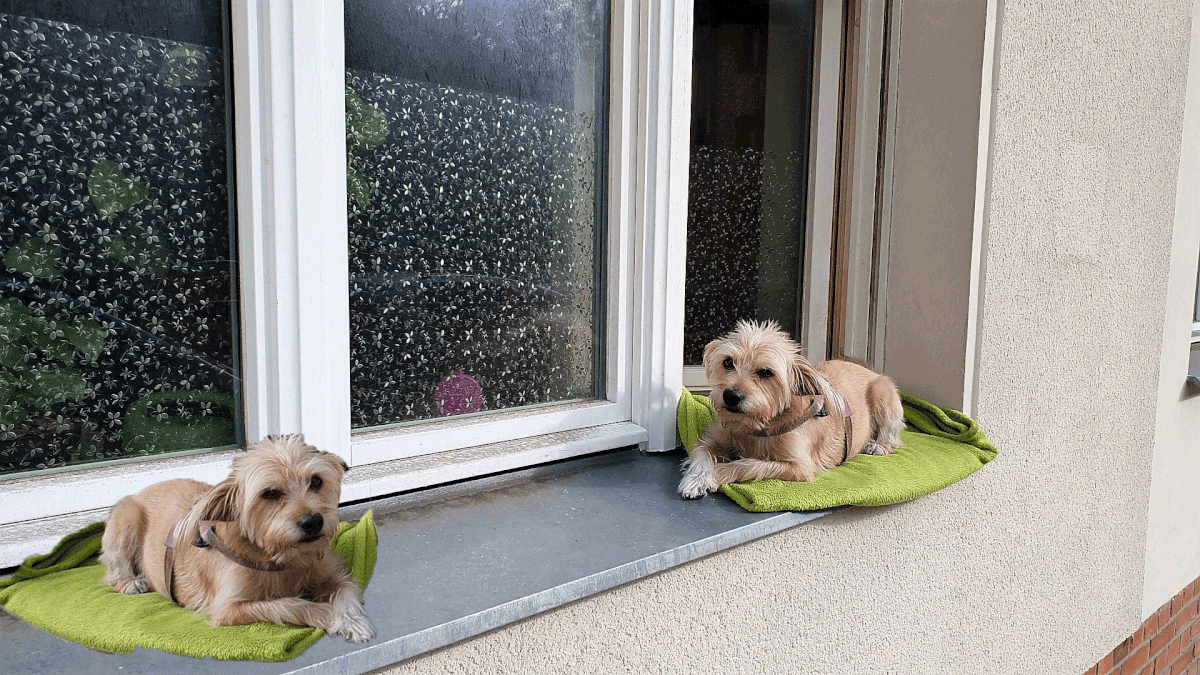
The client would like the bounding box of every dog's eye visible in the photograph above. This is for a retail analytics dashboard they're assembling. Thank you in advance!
[309,475,323,491]
[722,356,734,370]
[261,488,281,501]
[757,368,774,379]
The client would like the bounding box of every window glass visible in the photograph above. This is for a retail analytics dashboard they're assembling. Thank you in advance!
[685,0,816,364]
[0,1,239,475]
[344,0,608,428]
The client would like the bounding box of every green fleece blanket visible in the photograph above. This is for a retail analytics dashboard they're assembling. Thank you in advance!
[0,511,376,661]
[678,389,997,512]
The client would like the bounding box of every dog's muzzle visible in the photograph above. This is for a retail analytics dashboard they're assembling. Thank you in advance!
[721,388,744,412]
[298,513,324,542]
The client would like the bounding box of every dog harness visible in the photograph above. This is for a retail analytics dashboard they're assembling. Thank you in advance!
[163,520,287,606]
[750,393,855,465]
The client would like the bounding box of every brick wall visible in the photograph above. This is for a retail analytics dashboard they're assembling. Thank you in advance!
[1087,577,1200,675]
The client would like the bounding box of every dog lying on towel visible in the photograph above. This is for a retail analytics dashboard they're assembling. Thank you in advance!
[100,434,374,643]
[679,320,905,499]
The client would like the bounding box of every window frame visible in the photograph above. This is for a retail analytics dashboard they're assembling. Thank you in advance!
[0,0,691,541]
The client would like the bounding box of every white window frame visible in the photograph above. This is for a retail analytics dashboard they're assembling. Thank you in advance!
[682,0,845,391]
[0,0,692,551]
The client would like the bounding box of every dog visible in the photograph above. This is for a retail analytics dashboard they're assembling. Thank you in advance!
[678,320,905,499]
[99,434,375,643]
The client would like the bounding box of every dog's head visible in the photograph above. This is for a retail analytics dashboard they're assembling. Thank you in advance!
[185,434,348,563]
[703,320,834,430]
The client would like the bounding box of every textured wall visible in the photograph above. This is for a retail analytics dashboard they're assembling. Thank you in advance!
[968,0,1191,670]
[1145,0,1200,618]
[382,1,1195,674]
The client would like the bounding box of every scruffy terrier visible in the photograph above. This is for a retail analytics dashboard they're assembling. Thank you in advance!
[678,320,905,499]
[99,434,375,643]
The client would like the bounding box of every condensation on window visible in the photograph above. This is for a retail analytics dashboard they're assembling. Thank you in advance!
[344,0,608,429]
[0,5,239,475]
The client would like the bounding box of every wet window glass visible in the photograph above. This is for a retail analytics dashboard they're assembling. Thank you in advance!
[0,1,239,475]
[344,0,608,428]
[685,0,816,364]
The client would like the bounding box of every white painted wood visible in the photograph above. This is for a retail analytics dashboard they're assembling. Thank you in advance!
[682,366,708,391]
[605,0,639,416]
[350,400,629,465]
[0,450,240,526]
[631,0,691,453]
[964,0,1002,417]
[801,0,844,364]
[342,422,647,503]
[236,0,351,459]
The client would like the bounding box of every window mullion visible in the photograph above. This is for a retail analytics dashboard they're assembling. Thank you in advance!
[235,0,351,461]
[630,0,691,453]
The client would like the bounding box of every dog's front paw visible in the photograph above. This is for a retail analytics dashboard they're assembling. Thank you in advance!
[330,610,375,644]
[109,575,152,595]
[862,441,894,456]
[678,466,719,499]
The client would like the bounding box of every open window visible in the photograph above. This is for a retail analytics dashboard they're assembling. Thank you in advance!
[682,0,893,391]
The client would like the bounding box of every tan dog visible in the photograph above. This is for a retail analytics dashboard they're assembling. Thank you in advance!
[678,320,905,499]
[99,434,375,643]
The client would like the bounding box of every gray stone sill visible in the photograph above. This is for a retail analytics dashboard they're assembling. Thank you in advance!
[0,448,834,674]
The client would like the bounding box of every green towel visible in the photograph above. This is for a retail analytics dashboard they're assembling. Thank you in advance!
[677,389,997,512]
[0,511,377,661]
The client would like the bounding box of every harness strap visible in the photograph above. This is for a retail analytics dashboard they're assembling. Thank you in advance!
[840,395,853,464]
[751,396,825,438]
[162,519,286,607]
[749,393,855,465]
[196,522,287,572]
[164,521,180,605]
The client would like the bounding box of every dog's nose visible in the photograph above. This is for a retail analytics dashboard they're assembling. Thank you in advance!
[297,513,324,535]
[722,388,744,409]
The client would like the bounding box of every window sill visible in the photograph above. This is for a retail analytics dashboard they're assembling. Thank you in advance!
[0,422,647,567]
[0,448,834,674]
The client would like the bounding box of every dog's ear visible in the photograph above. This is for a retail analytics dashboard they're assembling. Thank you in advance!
[702,337,725,368]
[324,451,349,473]
[791,361,811,396]
[308,448,349,474]
[195,476,240,522]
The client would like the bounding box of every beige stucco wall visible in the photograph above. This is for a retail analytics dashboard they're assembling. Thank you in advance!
[384,1,1195,673]
[1144,0,1200,618]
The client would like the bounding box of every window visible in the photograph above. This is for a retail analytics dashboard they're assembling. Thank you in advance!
[682,0,887,389]
[343,0,608,429]
[0,0,691,544]
[0,1,240,476]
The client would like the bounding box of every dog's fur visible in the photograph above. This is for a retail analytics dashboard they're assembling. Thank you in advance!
[99,434,374,643]
[678,320,905,499]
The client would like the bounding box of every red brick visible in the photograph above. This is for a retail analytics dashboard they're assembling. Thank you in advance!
[1180,599,1199,629]
[1099,651,1116,674]
[1156,654,1174,675]
[1163,606,1178,631]
[1124,644,1152,675]
[1156,622,1180,656]
[1117,637,1139,665]
[1083,665,1097,675]
[1148,613,1163,640]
